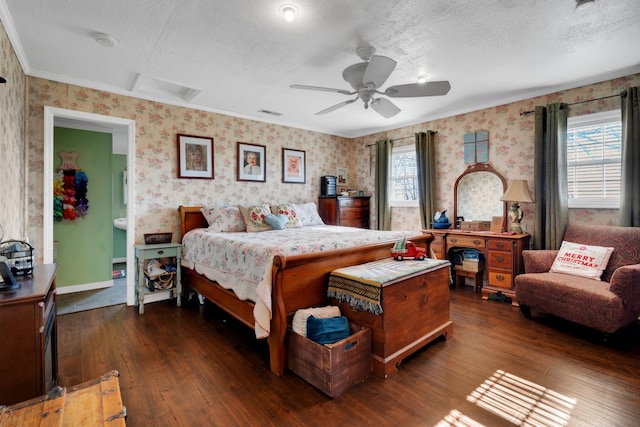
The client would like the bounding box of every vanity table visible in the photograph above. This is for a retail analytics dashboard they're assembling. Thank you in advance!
[432,162,530,304]
[426,229,529,303]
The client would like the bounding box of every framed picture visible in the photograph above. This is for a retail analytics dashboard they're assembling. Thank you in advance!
[337,167,348,185]
[338,186,348,195]
[177,134,214,179]
[282,148,305,183]
[237,142,266,182]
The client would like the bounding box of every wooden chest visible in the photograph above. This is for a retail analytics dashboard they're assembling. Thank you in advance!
[287,324,372,397]
[329,261,453,379]
[0,371,126,426]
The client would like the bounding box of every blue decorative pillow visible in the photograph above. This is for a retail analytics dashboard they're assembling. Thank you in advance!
[306,315,351,345]
[264,213,288,230]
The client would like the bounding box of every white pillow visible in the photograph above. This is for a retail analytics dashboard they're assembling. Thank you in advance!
[200,206,246,232]
[292,202,325,226]
[550,240,614,280]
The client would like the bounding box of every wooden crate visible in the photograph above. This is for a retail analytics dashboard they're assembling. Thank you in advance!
[287,323,372,397]
[0,371,126,426]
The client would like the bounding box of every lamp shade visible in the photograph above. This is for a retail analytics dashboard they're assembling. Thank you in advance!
[501,180,534,203]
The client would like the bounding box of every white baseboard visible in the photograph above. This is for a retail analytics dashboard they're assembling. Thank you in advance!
[56,280,113,295]
[112,257,126,264]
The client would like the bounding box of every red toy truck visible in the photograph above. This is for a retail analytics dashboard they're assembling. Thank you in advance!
[391,238,427,261]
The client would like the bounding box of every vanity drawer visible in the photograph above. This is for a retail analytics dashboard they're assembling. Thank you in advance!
[488,250,512,270]
[446,236,485,250]
[488,239,512,251]
[488,271,512,289]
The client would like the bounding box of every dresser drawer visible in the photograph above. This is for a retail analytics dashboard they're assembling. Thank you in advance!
[340,208,368,220]
[340,219,369,228]
[140,247,179,258]
[488,271,512,289]
[488,250,512,269]
[338,198,368,208]
[446,235,485,250]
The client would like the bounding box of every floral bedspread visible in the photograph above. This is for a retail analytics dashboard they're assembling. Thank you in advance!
[181,225,423,338]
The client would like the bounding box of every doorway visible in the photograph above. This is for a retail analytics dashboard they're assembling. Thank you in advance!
[43,107,137,306]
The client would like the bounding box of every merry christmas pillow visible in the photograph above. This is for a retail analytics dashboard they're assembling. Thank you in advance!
[550,240,614,281]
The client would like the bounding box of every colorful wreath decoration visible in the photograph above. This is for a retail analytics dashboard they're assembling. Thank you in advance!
[53,169,89,221]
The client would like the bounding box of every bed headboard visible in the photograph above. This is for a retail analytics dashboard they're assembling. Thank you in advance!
[178,206,208,238]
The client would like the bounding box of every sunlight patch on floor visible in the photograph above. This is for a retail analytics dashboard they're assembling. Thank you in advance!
[467,369,576,426]
[434,409,486,427]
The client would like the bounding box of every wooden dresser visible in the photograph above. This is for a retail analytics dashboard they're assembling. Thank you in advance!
[318,196,371,229]
[426,229,530,303]
[0,264,58,405]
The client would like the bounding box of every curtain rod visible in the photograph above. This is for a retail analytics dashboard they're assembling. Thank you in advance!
[366,132,438,147]
[519,93,619,116]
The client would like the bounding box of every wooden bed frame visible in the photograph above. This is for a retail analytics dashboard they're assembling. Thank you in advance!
[178,205,434,376]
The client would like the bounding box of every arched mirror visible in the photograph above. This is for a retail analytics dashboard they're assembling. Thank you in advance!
[453,163,507,229]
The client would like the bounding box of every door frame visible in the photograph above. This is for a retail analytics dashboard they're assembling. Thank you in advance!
[43,107,137,306]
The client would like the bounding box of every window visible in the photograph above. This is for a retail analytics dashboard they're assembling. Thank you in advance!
[390,144,418,207]
[567,110,621,209]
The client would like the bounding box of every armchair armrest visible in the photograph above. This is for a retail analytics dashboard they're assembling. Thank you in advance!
[522,250,558,273]
[609,264,640,314]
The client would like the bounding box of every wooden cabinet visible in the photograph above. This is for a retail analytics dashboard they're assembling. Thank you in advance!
[426,229,530,304]
[0,264,58,406]
[318,196,371,229]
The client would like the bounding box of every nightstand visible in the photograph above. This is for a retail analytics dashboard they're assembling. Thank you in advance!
[134,243,182,314]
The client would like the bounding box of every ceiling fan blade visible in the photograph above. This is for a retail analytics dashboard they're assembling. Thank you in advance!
[316,98,358,115]
[371,98,401,118]
[290,84,354,96]
[363,55,397,88]
[385,81,451,98]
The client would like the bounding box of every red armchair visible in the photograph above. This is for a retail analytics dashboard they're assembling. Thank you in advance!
[515,224,640,334]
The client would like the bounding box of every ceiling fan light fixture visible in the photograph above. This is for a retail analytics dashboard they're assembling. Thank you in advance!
[575,0,595,10]
[416,74,429,84]
[279,4,298,22]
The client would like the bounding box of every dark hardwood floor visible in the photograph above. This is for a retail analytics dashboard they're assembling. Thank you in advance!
[57,286,640,427]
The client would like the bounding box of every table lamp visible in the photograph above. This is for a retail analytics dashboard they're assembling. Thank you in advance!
[500,179,534,233]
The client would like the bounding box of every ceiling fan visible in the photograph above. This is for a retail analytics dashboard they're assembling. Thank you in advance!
[290,46,451,118]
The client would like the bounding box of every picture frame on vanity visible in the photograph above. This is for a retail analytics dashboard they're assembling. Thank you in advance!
[282,148,305,184]
[237,142,266,182]
[177,134,214,179]
[337,167,348,186]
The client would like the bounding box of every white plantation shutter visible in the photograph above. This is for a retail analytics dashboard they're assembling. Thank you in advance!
[567,110,621,209]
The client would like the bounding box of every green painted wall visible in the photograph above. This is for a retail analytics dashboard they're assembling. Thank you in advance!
[112,154,127,259]
[54,127,112,288]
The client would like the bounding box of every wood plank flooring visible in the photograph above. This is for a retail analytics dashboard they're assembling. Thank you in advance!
[57,287,640,427]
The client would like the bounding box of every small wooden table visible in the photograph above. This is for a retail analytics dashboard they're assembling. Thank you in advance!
[328,259,453,379]
[134,243,182,314]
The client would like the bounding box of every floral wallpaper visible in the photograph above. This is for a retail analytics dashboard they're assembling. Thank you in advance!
[25,78,351,261]
[351,73,640,242]
[0,21,26,241]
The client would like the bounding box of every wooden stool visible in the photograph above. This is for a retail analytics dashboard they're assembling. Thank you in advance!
[455,269,483,292]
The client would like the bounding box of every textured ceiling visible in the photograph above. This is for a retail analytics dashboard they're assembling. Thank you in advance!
[2,0,639,138]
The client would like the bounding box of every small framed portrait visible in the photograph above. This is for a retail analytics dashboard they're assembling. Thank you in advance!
[337,167,348,186]
[177,134,214,179]
[237,142,266,182]
[282,148,305,184]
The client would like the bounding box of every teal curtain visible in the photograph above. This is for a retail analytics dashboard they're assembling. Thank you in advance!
[532,103,569,250]
[375,139,392,230]
[415,131,436,229]
[619,87,640,227]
